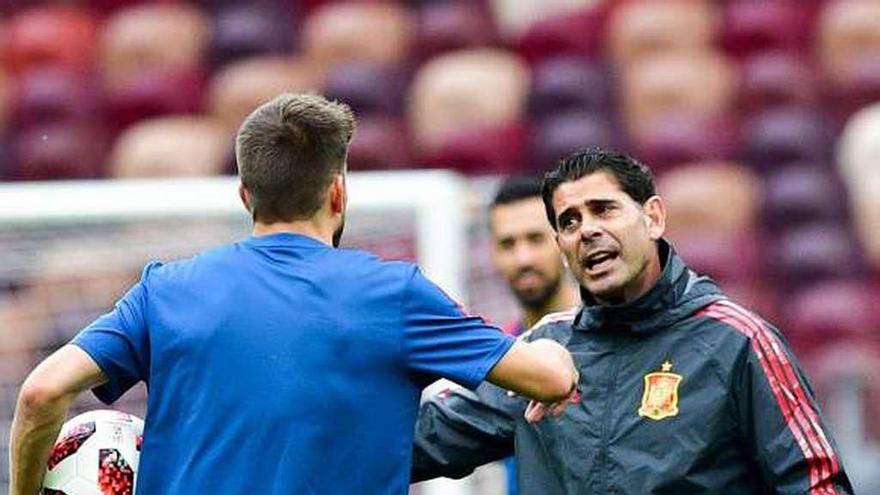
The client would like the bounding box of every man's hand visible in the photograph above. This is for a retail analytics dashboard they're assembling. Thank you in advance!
[524,371,579,424]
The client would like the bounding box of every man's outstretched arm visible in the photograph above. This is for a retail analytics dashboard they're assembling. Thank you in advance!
[413,381,522,482]
[9,345,107,495]
[485,339,577,404]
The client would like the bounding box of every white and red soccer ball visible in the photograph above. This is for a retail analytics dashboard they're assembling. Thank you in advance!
[42,410,144,495]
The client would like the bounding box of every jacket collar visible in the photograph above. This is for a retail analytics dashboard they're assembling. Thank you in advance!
[573,239,723,334]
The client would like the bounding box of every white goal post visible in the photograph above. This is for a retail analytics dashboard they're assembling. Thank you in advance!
[0,170,469,301]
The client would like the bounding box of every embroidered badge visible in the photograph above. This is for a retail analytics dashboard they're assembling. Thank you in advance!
[638,361,682,420]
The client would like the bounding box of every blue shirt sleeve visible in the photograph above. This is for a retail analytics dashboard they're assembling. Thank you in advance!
[71,261,158,404]
[401,267,514,389]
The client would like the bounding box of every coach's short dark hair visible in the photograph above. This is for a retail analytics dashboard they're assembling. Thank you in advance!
[491,176,544,209]
[541,147,656,230]
[235,93,356,223]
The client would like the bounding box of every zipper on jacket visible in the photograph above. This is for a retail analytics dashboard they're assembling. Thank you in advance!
[597,342,623,493]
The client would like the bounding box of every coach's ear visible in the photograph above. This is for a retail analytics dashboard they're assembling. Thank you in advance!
[642,195,666,241]
[329,173,346,216]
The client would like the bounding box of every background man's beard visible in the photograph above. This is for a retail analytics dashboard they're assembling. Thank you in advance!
[332,219,345,248]
[514,273,562,311]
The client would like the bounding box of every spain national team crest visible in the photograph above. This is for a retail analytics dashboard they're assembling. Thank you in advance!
[638,361,682,421]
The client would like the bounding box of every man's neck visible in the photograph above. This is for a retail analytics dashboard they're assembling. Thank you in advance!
[522,282,580,329]
[252,221,332,246]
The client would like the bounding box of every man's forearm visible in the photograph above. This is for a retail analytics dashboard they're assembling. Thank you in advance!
[9,390,71,495]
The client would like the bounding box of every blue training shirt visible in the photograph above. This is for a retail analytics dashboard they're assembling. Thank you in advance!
[72,232,514,495]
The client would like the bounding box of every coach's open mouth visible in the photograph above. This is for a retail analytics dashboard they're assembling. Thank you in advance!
[583,251,618,272]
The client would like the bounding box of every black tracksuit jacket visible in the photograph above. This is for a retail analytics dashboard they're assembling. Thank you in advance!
[412,241,854,494]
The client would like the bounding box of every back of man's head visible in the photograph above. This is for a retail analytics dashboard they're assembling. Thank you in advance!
[236,93,356,224]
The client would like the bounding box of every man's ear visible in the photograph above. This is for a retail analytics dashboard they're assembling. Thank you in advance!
[642,195,667,241]
[329,174,346,215]
[238,182,251,213]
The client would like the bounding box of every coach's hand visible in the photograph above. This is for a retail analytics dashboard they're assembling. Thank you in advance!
[524,371,579,424]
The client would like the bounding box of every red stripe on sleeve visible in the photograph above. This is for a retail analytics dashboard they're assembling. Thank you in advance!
[698,302,840,495]
[715,301,841,492]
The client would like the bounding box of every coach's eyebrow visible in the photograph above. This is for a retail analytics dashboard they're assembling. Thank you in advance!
[583,199,619,207]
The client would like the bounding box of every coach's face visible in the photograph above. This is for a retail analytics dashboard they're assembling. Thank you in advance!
[490,197,564,310]
[552,171,665,305]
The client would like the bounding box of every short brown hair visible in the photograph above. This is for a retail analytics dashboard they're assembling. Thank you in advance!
[542,147,655,230]
[235,93,356,223]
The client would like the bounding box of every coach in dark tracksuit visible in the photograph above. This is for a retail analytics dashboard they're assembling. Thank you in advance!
[412,148,854,494]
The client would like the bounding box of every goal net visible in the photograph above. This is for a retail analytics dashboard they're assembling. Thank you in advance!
[0,171,518,495]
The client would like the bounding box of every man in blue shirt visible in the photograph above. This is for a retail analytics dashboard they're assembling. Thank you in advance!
[9,93,578,495]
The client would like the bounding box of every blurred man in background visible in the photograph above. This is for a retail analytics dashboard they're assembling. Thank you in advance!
[9,93,579,495]
[490,176,579,337]
[488,176,580,495]
[413,147,854,495]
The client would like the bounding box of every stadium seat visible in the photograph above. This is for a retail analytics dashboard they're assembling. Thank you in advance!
[720,0,807,59]
[817,0,880,86]
[5,6,98,74]
[658,161,761,237]
[783,280,878,354]
[770,223,865,288]
[0,69,15,132]
[346,117,411,171]
[0,136,15,181]
[850,192,880,272]
[606,0,718,68]
[528,56,610,121]
[323,62,406,117]
[761,165,848,229]
[193,0,292,9]
[819,0,880,122]
[632,116,737,173]
[85,0,142,14]
[805,341,880,442]
[514,4,607,63]
[670,229,773,318]
[837,102,880,194]
[738,52,820,115]
[672,230,762,280]
[11,124,107,180]
[408,48,529,153]
[740,107,831,170]
[818,0,880,120]
[100,4,210,88]
[529,112,617,173]
[208,4,295,68]
[106,69,205,131]
[419,122,527,175]
[208,56,323,137]
[621,51,735,140]
[302,2,412,68]
[837,103,880,270]
[10,67,103,132]
[837,103,880,274]
[108,117,228,177]
[413,0,497,63]
[826,57,880,124]
[490,0,603,40]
